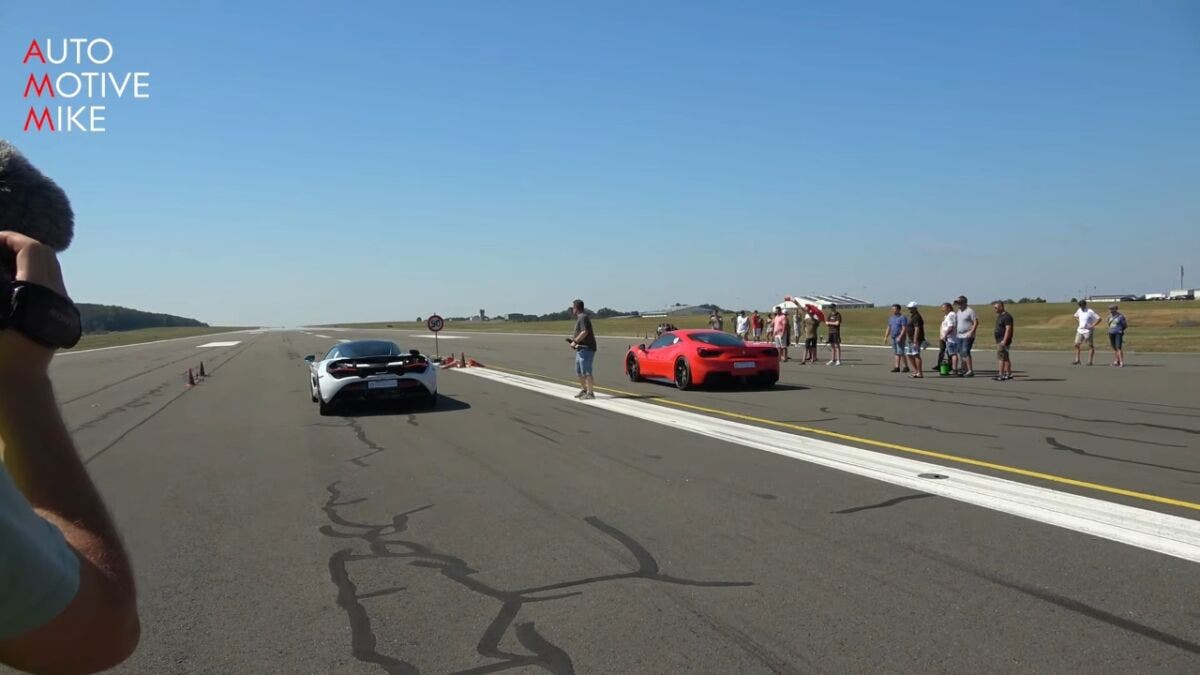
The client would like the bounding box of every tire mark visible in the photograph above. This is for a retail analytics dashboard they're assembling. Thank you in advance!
[83,338,256,465]
[1045,437,1200,476]
[1006,424,1185,449]
[833,493,932,514]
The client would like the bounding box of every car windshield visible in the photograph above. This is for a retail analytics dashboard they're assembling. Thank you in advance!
[690,332,745,347]
[324,341,403,360]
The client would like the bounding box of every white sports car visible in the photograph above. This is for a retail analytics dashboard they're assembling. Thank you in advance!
[305,340,437,415]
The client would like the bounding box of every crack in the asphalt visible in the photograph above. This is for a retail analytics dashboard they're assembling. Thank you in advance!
[345,418,388,467]
[1005,424,1186,449]
[833,493,932,514]
[509,416,563,435]
[321,482,753,674]
[1129,408,1200,419]
[1045,437,1200,476]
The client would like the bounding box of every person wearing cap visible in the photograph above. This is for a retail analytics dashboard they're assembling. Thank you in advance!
[799,308,819,364]
[954,295,978,377]
[883,304,909,372]
[937,302,958,375]
[1107,304,1127,367]
[904,301,926,377]
[825,304,842,366]
[993,300,1015,381]
[1072,299,1102,365]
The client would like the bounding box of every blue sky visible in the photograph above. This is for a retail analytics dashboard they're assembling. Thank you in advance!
[3,1,1198,326]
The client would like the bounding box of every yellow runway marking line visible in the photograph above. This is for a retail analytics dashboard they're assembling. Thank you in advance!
[484,364,1200,513]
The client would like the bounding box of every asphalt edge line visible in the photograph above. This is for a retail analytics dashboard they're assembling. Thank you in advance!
[467,363,1200,513]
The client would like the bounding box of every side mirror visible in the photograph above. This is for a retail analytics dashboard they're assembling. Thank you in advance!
[303,355,315,363]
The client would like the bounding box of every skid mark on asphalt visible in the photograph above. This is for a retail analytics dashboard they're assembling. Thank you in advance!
[818,384,1200,435]
[1045,437,1200,476]
[833,493,934,514]
[1006,423,1186,449]
[320,482,753,674]
[82,339,257,465]
[853,412,997,438]
[70,381,169,432]
[922,549,1200,656]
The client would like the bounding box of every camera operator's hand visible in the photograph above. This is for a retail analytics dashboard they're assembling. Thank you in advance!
[0,231,67,297]
[0,231,67,373]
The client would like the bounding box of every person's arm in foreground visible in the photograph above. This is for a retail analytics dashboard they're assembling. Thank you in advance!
[0,232,139,674]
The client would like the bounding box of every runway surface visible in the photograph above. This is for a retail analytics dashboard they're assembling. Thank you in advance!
[20,328,1200,673]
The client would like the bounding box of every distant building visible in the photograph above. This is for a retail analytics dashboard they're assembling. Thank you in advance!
[1088,293,1141,303]
[784,294,873,310]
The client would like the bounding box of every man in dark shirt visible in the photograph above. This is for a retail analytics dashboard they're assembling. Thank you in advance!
[905,302,926,378]
[825,304,842,366]
[993,301,1014,381]
[569,299,597,399]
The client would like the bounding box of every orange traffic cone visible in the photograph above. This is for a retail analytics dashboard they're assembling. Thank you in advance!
[199,361,206,377]
[467,358,483,368]
[186,368,195,387]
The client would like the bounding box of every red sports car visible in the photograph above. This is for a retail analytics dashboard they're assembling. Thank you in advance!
[625,329,780,389]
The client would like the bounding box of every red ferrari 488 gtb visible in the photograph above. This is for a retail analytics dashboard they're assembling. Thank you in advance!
[625,329,779,389]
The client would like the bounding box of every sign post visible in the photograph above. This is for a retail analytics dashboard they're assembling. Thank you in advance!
[426,314,445,358]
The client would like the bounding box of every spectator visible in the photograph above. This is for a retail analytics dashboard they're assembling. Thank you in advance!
[954,295,978,377]
[993,300,1015,381]
[772,309,790,361]
[825,303,842,366]
[734,310,749,341]
[709,310,724,332]
[1072,300,1102,366]
[1107,304,1127,367]
[883,304,909,372]
[569,299,597,399]
[937,302,958,376]
[750,310,764,341]
[0,231,139,674]
[800,309,819,364]
[905,301,926,378]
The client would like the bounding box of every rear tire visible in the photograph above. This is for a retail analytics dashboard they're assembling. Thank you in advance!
[318,394,337,416]
[756,374,778,389]
[422,390,439,409]
[674,359,693,390]
[311,380,319,403]
[627,355,643,382]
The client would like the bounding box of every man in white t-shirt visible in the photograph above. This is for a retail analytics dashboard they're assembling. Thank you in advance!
[734,311,749,341]
[1072,299,1102,365]
[953,295,978,377]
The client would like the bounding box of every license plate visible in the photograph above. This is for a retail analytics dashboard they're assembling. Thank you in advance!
[368,379,399,389]
[734,361,757,369]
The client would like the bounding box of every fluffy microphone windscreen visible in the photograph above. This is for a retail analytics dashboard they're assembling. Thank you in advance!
[0,140,74,279]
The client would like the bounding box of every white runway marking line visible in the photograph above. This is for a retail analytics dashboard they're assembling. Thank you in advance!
[195,341,242,348]
[454,367,1200,564]
[314,334,332,339]
[411,334,468,339]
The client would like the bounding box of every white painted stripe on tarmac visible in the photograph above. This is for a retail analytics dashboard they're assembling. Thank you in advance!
[314,334,332,339]
[59,330,255,356]
[454,367,1200,563]
[196,341,242,348]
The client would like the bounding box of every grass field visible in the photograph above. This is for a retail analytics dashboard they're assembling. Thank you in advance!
[331,300,1200,352]
[67,326,251,352]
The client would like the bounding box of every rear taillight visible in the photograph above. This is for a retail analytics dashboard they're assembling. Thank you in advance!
[400,363,428,374]
[697,348,722,358]
[328,363,358,378]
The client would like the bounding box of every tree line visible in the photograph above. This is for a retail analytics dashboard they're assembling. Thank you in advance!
[78,303,207,333]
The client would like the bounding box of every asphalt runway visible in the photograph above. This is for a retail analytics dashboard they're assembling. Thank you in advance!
[18,328,1200,673]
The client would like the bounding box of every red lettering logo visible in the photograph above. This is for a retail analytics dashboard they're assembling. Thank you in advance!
[24,107,55,132]
[22,39,45,64]
[24,73,54,98]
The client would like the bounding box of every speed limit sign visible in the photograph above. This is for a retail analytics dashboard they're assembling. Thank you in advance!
[426,314,445,358]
